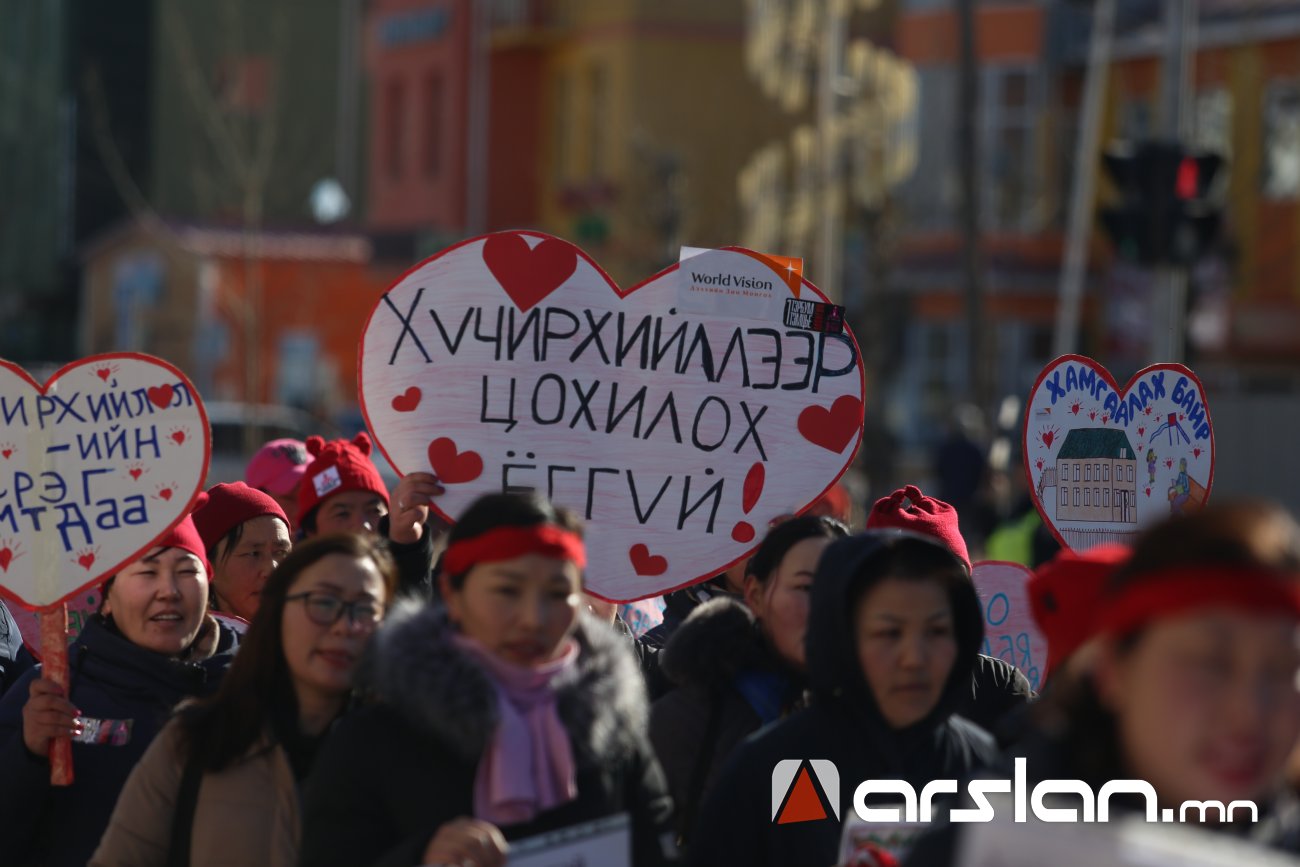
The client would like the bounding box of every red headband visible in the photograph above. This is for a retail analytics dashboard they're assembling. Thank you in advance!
[442,524,587,575]
[1093,567,1300,638]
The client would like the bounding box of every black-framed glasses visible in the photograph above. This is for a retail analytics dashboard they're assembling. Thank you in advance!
[286,592,384,629]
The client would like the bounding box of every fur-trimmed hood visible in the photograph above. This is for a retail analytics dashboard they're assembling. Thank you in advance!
[659,596,770,690]
[361,599,647,769]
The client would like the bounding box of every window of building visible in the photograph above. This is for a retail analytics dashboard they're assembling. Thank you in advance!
[421,70,443,179]
[1094,463,1101,479]
[1085,464,1091,481]
[1084,488,1091,506]
[588,62,607,178]
[1104,489,1111,507]
[1061,487,1069,506]
[1104,465,1110,482]
[384,77,406,181]
[554,73,572,185]
[1128,465,1134,482]
[1074,464,1081,482]
[1074,487,1080,507]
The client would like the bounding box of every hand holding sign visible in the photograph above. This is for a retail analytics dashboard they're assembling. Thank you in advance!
[0,353,210,783]
[1023,356,1214,552]
[359,232,865,601]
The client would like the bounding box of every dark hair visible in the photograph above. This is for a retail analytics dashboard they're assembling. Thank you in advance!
[299,505,318,535]
[747,515,848,586]
[442,492,583,590]
[177,533,398,772]
[846,533,971,617]
[1037,501,1300,784]
[207,523,245,570]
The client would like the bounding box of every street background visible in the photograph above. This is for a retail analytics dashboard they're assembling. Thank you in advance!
[3,0,1297,556]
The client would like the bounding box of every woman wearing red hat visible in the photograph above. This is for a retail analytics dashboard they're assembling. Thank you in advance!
[91,533,399,867]
[298,492,675,867]
[866,485,1034,738]
[0,516,240,867]
[297,433,444,598]
[904,501,1300,863]
[192,482,293,623]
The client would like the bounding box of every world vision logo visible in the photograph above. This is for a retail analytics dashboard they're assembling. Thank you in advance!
[771,759,840,824]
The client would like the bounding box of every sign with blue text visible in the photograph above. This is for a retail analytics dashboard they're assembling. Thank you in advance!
[0,354,210,611]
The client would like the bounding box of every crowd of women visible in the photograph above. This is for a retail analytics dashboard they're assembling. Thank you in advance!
[0,428,1298,866]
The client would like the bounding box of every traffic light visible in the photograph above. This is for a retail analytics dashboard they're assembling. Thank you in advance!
[1098,139,1224,267]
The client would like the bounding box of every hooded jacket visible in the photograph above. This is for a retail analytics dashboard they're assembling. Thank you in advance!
[687,532,997,867]
[297,600,676,867]
[0,613,240,867]
[650,596,807,844]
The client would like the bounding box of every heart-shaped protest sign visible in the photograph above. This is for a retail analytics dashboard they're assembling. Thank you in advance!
[0,353,210,611]
[360,232,865,600]
[971,561,1048,692]
[1023,355,1214,552]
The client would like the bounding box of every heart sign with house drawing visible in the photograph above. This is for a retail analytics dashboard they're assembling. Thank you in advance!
[1023,355,1214,552]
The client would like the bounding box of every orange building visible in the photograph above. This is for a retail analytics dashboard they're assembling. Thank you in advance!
[79,222,403,414]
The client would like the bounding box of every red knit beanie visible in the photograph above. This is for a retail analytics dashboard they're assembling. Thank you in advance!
[865,484,970,571]
[150,508,210,575]
[191,482,290,552]
[297,433,390,524]
[1028,543,1131,676]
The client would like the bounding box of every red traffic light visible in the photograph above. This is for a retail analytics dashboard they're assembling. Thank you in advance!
[1176,156,1198,200]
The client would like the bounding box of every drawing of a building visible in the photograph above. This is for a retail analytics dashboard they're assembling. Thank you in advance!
[1055,429,1137,525]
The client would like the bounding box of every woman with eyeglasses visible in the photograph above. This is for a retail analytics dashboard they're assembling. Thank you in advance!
[90,533,398,867]
[298,492,675,867]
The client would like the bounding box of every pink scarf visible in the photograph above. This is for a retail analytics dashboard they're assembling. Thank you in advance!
[451,634,581,825]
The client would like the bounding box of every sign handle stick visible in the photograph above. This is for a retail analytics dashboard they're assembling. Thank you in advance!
[39,604,74,786]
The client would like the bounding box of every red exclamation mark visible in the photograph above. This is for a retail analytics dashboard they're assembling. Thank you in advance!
[732,462,766,543]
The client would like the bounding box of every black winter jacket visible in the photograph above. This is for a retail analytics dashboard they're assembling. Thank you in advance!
[687,532,998,867]
[650,596,805,844]
[0,614,239,867]
[298,601,676,867]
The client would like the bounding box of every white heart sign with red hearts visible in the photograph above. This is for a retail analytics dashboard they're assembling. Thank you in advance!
[360,232,865,601]
[0,353,210,611]
[1023,355,1214,553]
[971,561,1048,692]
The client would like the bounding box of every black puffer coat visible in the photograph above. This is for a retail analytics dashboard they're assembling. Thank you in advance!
[687,532,997,867]
[650,596,805,843]
[298,601,676,867]
[0,614,239,867]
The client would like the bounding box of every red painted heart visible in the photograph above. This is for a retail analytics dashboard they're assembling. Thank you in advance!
[147,384,174,409]
[78,552,96,570]
[159,488,173,501]
[171,431,186,445]
[427,437,483,484]
[1,449,10,459]
[391,387,422,413]
[1041,430,1055,448]
[96,368,112,381]
[629,543,668,576]
[482,233,578,313]
[0,547,11,571]
[129,468,142,479]
[797,395,863,454]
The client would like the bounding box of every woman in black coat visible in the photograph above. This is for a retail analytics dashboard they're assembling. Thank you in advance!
[0,516,240,867]
[687,530,997,867]
[298,493,675,867]
[649,515,846,845]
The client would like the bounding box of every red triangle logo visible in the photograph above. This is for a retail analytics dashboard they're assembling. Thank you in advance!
[777,766,828,824]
